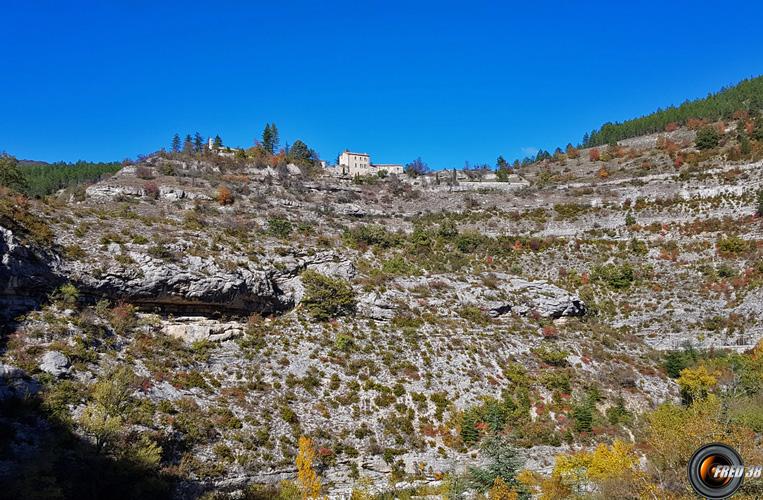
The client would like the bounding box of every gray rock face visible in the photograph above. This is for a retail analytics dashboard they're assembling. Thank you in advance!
[0,364,40,400]
[39,351,70,377]
[0,224,62,322]
[357,274,585,321]
[61,247,355,317]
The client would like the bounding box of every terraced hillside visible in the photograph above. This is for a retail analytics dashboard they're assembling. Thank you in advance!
[2,120,763,499]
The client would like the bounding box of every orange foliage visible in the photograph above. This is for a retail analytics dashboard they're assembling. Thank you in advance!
[588,148,600,161]
[597,166,609,179]
[687,118,706,130]
[216,186,234,205]
[664,122,679,132]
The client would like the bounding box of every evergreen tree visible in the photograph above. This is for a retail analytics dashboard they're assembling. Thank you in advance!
[183,134,194,154]
[213,135,223,148]
[288,139,313,165]
[0,153,29,192]
[583,75,763,147]
[495,155,511,181]
[171,133,181,153]
[270,124,280,152]
[696,126,720,150]
[262,124,275,154]
[193,132,204,152]
[753,120,763,141]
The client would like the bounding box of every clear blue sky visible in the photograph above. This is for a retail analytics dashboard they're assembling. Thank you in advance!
[2,1,763,169]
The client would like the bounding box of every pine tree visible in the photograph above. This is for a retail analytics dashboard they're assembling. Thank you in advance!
[183,134,194,154]
[262,124,274,154]
[213,135,223,148]
[171,133,181,153]
[0,153,28,192]
[270,123,280,152]
[288,140,313,165]
[193,132,204,153]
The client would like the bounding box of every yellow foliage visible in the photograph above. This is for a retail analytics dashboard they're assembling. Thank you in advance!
[488,477,518,500]
[586,440,640,482]
[296,436,321,499]
[677,365,717,400]
[541,440,643,498]
[645,395,724,475]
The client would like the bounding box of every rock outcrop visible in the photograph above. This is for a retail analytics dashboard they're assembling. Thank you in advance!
[357,274,585,321]
[163,317,245,343]
[0,222,62,323]
[39,350,71,378]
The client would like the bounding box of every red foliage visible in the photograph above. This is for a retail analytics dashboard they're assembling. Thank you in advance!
[588,148,600,161]
[542,324,558,339]
[673,154,684,169]
[143,181,159,199]
[664,122,679,132]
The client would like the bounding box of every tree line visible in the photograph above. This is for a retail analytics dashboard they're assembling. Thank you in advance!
[0,153,122,198]
[582,75,763,147]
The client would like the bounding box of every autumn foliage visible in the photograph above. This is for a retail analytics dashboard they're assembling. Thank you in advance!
[216,186,234,205]
[296,436,321,499]
[588,148,600,162]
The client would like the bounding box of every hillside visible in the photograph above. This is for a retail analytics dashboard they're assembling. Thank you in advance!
[583,74,763,147]
[2,117,763,499]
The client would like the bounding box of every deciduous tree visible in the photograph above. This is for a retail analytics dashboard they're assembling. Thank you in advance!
[296,436,321,499]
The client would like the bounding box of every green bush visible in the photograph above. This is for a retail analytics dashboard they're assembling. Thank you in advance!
[344,224,399,248]
[267,218,292,238]
[531,346,569,366]
[717,235,751,256]
[300,270,355,320]
[696,125,720,150]
[592,263,636,290]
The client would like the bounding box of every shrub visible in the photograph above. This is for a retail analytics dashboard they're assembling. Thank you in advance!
[716,235,750,256]
[344,224,399,248]
[532,346,569,366]
[664,346,698,378]
[695,125,720,150]
[216,186,234,205]
[677,365,717,404]
[135,165,154,179]
[268,218,292,238]
[588,148,600,161]
[591,263,635,290]
[300,270,355,321]
[54,283,80,308]
[458,305,490,325]
[110,303,137,335]
[143,181,159,199]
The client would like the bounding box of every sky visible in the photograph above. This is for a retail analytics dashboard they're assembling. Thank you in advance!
[2,1,763,169]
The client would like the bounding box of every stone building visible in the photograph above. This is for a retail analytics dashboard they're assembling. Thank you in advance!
[329,150,404,176]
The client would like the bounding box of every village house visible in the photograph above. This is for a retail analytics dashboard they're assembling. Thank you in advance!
[207,137,242,158]
[326,149,404,177]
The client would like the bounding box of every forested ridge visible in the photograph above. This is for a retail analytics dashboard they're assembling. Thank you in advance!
[583,75,763,147]
[18,159,122,198]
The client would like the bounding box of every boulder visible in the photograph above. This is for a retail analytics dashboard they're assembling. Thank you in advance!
[163,317,245,344]
[39,351,70,377]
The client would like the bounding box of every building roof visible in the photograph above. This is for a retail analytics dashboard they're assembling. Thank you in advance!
[343,151,369,156]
